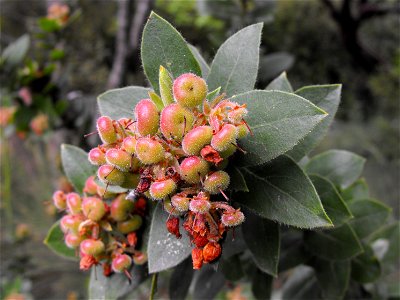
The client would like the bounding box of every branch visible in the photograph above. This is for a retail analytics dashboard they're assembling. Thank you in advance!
[320,0,340,20]
[359,3,400,22]
[129,0,153,53]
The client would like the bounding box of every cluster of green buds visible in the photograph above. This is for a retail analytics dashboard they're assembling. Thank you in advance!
[52,175,148,279]
[87,69,249,269]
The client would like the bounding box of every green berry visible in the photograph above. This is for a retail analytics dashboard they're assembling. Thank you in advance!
[182,125,213,155]
[173,73,207,108]
[97,164,126,186]
[110,194,134,222]
[163,197,182,216]
[80,239,105,256]
[97,116,117,144]
[112,254,132,273]
[88,148,106,165]
[203,171,230,194]
[122,136,137,154]
[82,197,106,221]
[171,193,190,212]
[179,156,209,184]
[65,233,83,249]
[149,179,177,200]
[120,172,140,189]
[105,148,131,171]
[60,214,84,234]
[135,99,160,136]
[135,137,165,165]
[117,215,143,234]
[160,103,194,141]
[221,210,245,227]
[211,124,238,151]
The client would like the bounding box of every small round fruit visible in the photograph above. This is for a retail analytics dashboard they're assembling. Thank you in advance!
[173,73,207,108]
[135,99,159,136]
[105,148,131,171]
[163,197,181,216]
[135,137,165,165]
[211,124,238,151]
[171,194,190,212]
[65,233,83,249]
[97,164,125,186]
[236,124,249,139]
[84,176,98,195]
[60,214,84,234]
[133,252,148,265]
[96,116,117,144]
[80,239,105,256]
[122,136,137,155]
[52,190,66,210]
[202,242,222,263]
[189,198,211,213]
[112,254,132,273]
[96,185,117,199]
[203,171,230,194]
[149,179,177,200]
[66,192,82,214]
[179,156,209,184]
[117,215,143,234]
[221,210,245,227]
[110,194,134,222]
[88,148,106,166]
[160,103,194,141]
[182,126,213,155]
[82,197,106,221]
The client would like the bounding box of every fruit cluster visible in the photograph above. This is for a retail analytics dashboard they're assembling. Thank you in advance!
[52,175,148,279]
[87,71,249,269]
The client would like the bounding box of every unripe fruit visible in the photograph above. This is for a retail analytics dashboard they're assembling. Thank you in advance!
[134,99,160,136]
[211,124,238,151]
[80,239,105,256]
[112,254,132,273]
[163,197,181,216]
[221,210,245,227]
[98,164,125,186]
[171,194,190,212]
[82,197,106,221]
[105,148,131,171]
[173,73,207,108]
[110,194,134,221]
[66,192,82,214]
[97,116,117,144]
[96,185,117,199]
[117,215,142,234]
[135,137,165,165]
[219,143,236,159]
[236,124,249,139]
[122,136,137,155]
[52,190,66,210]
[65,233,83,249]
[149,179,177,200]
[189,198,211,213]
[133,252,148,265]
[203,171,230,194]
[160,103,194,141]
[84,176,98,195]
[60,214,84,234]
[120,173,140,189]
[88,148,106,166]
[182,126,213,155]
[203,242,222,263]
[179,156,209,184]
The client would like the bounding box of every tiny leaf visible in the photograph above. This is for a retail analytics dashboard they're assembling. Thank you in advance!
[148,91,164,111]
[206,86,221,101]
[351,244,381,284]
[159,66,174,106]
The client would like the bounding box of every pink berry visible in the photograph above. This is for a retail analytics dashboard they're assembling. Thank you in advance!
[82,197,106,221]
[117,215,143,234]
[149,179,177,200]
[66,192,82,215]
[60,214,84,234]
[189,198,211,213]
[110,194,134,222]
[182,125,213,155]
[203,171,230,194]
[112,254,132,273]
[211,124,238,151]
[163,198,182,216]
[105,148,131,171]
[221,210,245,227]
[173,73,207,108]
[179,156,209,184]
[96,116,117,144]
[135,137,165,165]
[134,99,160,136]
[88,148,106,166]
[83,176,98,195]
[65,233,83,249]
[171,193,190,212]
[122,136,137,155]
[80,239,105,256]
[97,164,126,186]
[160,103,194,141]
[52,190,66,210]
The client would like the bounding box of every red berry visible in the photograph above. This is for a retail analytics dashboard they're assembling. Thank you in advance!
[203,242,221,263]
[173,73,207,108]
[134,99,160,136]
[112,254,132,273]
[149,179,177,200]
[192,248,203,270]
[166,217,181,238]
[135,137,165,165]
[160,103,194,141]
[179,156,209,184]
[96,116,117,144]
[182,125,213,155]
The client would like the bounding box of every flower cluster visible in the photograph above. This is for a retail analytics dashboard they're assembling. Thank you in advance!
[87,71,249,269]
[52,175,148,279]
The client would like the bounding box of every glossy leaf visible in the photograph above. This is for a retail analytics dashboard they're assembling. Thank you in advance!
[147,203,192,273]
[288,84,341,160]
[44,221,76,260]
[351,244,381,283]
[232,90,327,167]
[169,257,194,300]
[251,269,273,300]
[1,34,30,68]
[341,178,370,203]
[141,12,201,94]
[305,150,366,189]
[189,44,210,78]
[304,223,363,260]
[193,267,225,300]
[242,209,280,276]
[237,155,332,228]
[97,86,150,120]
[347,198,391,239]
[207,23,263,97]
[61,144,96,193]
[265,71,293,92]
[309,174,353,226]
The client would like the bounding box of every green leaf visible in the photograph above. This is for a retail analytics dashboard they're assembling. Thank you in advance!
[141,12,201,94]
[259,52,295,82]
[169,258,194,300]
[207,23,263,97]
[304,223,363,260]
[227,166,249,192]
[61,144,96,193]
[310,257,350,300]
[281,266,321,300]
[88,265,148,300]
[347,198,391,239]
[221,228,247,259]
[206,86,221,101]
[304,150,366,189]
[251,268,273,300]
[237,155,332,228]
[159,66,174,106]
[148,91,164,111]
[351,244,381,284]
[193,267,225,300]
[97,86,150,120]
[309,174,353,226]
[242,209,280,276]
[341,178,370,203]
[287,84,342,160]
[38,18,61,32]
[220,255,244,281]
[279,229,311,272]
[265,71,293,92]
[44,221,77,260]
[1,34,30,68]
[189,44,210,78]
[147,203,192,273]
[232,90,327,167]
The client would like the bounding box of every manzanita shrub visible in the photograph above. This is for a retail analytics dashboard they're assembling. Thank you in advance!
[45,13,399,300]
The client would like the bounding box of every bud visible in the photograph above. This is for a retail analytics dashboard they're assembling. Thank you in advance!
[80,239,105,256]
[166,217,181,238]
[203,171,230,194]
[65,233,83,249]
[202,242,222,263]
[97,164,125,186]
[160,103,194,141]
[173,73,207,108]
[149,179,177,200]
[66,192,82,214]
[112,254,132,273]
[84,176,98,195]
[192,248,203,270]
[221,210,245,227]
[134,99,160,136]
[171,193,190,212]
[96,116,117,144]
[179,156,209,184]
[211,124,238,151]
[182,125,213,155]
[127,232,138,247]
[110,194,134,221]
[105,148,131,171]
[117,215,143,234]
[135,137,165,165]
[88,148,106,166]
[82,197,106,221]
[52,190,66,210]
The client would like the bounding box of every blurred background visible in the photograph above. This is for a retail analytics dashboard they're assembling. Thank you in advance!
[0,0,399,299]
